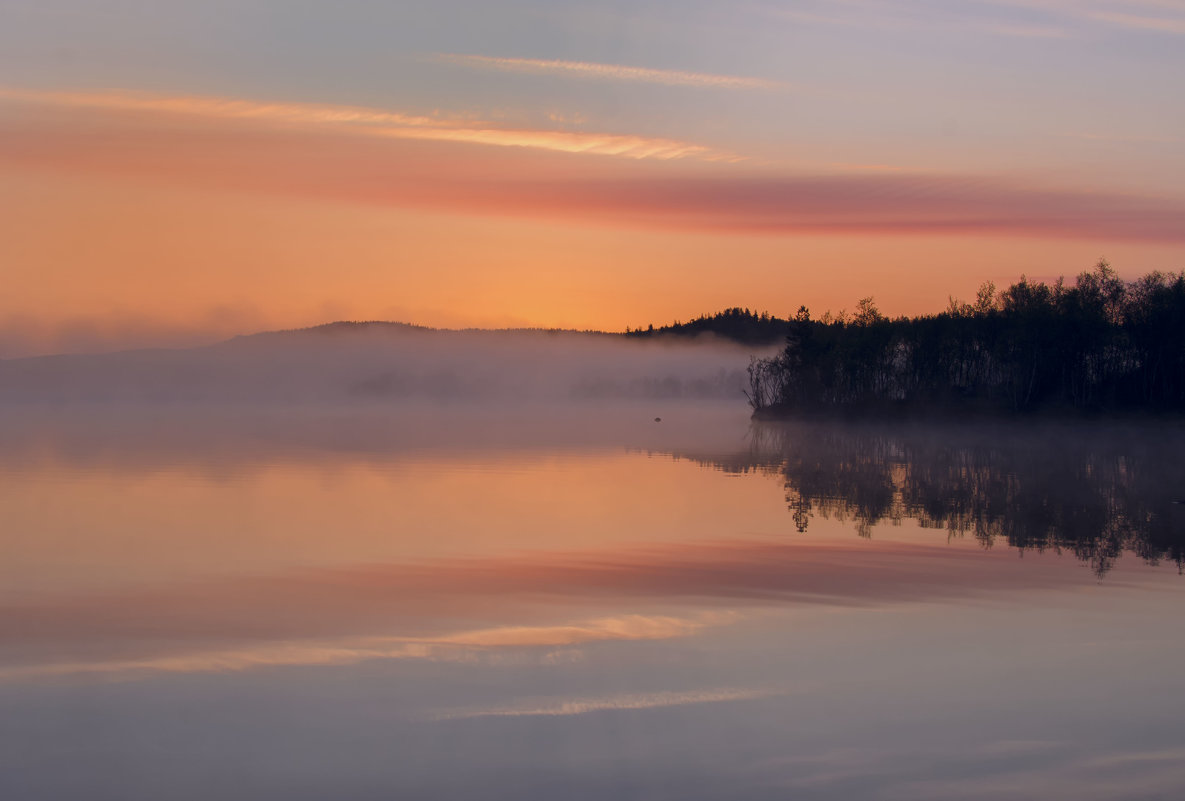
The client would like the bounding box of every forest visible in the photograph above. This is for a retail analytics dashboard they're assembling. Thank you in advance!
[743,262,1185,416]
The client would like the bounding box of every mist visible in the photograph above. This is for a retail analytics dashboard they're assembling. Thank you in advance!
[0,323,775,406]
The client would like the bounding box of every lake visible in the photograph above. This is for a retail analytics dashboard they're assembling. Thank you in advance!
[2,402,1183,800]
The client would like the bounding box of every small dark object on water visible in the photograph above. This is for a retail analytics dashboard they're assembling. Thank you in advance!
[654,417,662,423]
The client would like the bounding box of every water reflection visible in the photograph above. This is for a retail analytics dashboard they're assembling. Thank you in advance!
[685,421,1185,576]
[2,406,1185,800]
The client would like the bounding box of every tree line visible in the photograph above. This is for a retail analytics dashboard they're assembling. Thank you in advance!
[625,307,794,345]
[745,262,1185,416]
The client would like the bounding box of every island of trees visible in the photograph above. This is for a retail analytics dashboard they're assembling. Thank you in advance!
[730,262,1185,417]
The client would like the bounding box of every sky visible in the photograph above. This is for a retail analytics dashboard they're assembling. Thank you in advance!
[2,0,1184,356]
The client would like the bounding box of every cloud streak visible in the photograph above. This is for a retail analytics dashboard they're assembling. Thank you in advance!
[0,87,734,161]
[1006,0,1185,34]
[3,88,1182,242]
[436,54,786,90]
[1086,8,1185,32]
[995,0,1185,35]
[772,0,1185,37]
[769,0,1076,38]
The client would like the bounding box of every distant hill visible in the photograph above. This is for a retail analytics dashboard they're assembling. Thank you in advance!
[224,320,613,343]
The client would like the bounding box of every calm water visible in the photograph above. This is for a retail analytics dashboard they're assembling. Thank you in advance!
[2,403,1184,800]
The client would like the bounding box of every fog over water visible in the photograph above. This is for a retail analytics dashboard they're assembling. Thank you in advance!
[0,324,769,404]
[1,328,1183,801]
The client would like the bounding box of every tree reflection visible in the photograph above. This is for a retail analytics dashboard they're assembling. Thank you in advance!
[709,422,1185,576]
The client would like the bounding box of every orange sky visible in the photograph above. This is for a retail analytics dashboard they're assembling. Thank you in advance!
[3,88,1184,356]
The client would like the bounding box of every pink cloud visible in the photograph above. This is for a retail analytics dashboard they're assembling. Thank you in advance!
[3,93,1183,243]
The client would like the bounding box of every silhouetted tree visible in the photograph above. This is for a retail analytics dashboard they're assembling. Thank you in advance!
[747,262,1185,416]
[626,307,795,345]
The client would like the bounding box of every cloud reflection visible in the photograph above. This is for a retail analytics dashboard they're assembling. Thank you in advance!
[0,614,717,682]
[0,537,1093,682]
[432,687,780,720]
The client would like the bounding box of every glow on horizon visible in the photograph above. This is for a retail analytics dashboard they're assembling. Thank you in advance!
[1,0,1183,355]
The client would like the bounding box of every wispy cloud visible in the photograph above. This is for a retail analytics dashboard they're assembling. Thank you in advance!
[374,125,728,160]
[436,54,786,90]
[0,87,444,128]
[1086,8,1185,32]
[3,95,1181,242]
[976,0,1185,35]
[433,687,780,720]
[772,0,1185,37]
[0,87,736,161]
[769,0,1075,38]
[1057,130,1180,144]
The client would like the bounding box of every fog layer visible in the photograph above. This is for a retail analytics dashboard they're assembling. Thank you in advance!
[0,324,772,405]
